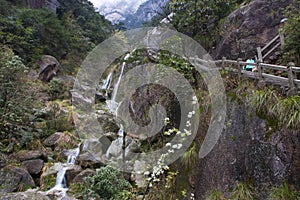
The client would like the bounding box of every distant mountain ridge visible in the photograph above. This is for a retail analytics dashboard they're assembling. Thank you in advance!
[124,0,169,28]
[98,0,169,29]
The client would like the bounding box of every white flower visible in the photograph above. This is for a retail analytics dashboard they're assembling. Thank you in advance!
[168,149,174,153]
[166,143,172,147]
[172,143,183,149]
[180,132,186,137]
[186,120,191,127]
[192,96,197,101]
[164,117,170,125]
[163,165,169,170]
[184,129,192,136]
[164,131,171,136]
[144,171,150,176]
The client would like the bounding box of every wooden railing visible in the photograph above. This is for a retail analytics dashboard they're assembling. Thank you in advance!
[189,56,300,94]
[257,32,285,62]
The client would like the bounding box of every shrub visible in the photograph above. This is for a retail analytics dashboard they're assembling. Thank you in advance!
[206,189,225,200]
[229,182,254,200]
[83,165,132,200]
[268,183,299,200]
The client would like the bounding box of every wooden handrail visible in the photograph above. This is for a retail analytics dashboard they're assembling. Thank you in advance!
[261,34,280,52]
[188,56,300,92]
[257,31,285,62]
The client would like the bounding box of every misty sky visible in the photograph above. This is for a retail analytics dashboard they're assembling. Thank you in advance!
[89,0,150,23]
[89,0,147,9]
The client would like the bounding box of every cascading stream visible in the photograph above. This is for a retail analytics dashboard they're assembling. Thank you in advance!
[101,72,113,97]
[107,52,131,114]
[46,145,80,199]
[111,53,130,102]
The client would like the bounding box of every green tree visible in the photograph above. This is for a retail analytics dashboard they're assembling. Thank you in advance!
[57,0,113,45]
[0,45,37,150]
[168,0,245,49]
[0,8,70,63]
[282,0,300,65]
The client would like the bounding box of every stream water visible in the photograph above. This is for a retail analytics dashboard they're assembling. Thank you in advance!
[100,71,113,97]
[46,146,80,199]
[49,52,131,198]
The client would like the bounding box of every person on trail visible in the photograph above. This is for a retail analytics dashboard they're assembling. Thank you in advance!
[244,58,255,71]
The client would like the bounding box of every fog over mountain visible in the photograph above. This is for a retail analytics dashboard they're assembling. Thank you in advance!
[90,0,169,28]
[90,0,148,24]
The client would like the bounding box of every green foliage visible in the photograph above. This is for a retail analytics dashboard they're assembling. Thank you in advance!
[250,89,300,130]
[0,8,69,63]
[57,0,113,45]
[206,189,224,200]
[282,0,300,66]
[268,183,299,200]
[43,101,74,135]
[250,89,278,116]
[181,141,197,167]
[83,165,132,200]
[168,0,245,48]
[47,78,69,100]
[0,0,113,74]
[0,45,34,148]
[114,190,136,200]
[229,182,254,200]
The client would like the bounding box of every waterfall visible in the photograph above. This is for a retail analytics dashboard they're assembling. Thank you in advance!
[111,61,125,102]
[101,72,113,90]
[117,124,124,137]
[100,72,113,97]
[47,145,80,199]
[107,53,131,114]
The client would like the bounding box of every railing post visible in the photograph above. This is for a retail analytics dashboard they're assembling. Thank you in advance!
[258,62,263,79]
[222,57,226,69]
[257,47,263,63]
[257,60,265,88]
[279,32,285,46]
[287,62,296,95]
[237,58,242,80]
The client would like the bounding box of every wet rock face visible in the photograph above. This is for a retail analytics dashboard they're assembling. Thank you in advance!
[214,0,292,60]
[194,102,300,199]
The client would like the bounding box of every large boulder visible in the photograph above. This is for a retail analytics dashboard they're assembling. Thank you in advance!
[43,132,77,151]
[214,0,292,60]
[72,169,96,184]
[77,138,110,168]
[38,55,59,82]
[0,189,50,200]
[0,166,35,194]
[21,159,44,175]
[11,150,47,162]
[106,137,140,160]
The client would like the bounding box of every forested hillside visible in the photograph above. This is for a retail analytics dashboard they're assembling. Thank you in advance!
[0,0,300,200]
